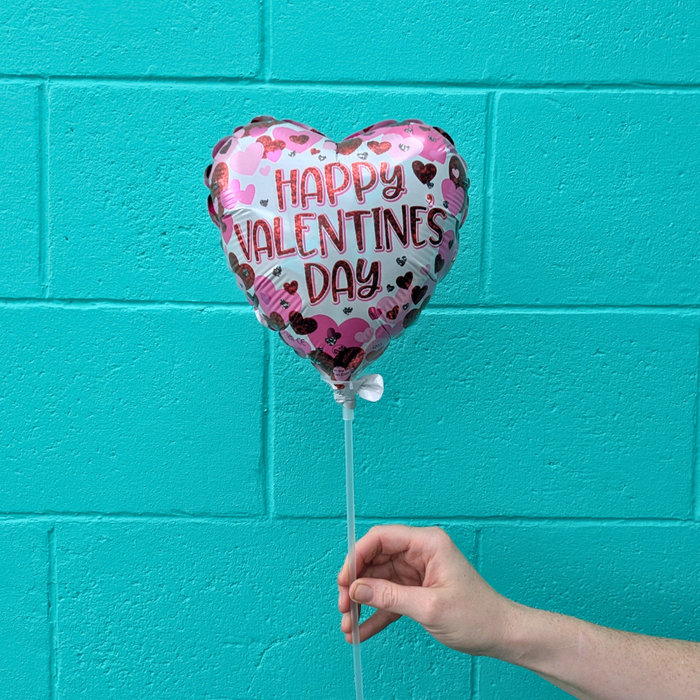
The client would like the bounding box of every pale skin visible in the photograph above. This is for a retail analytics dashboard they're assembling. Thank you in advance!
[337,525,700,700]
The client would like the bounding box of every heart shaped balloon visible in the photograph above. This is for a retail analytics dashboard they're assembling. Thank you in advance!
[205,115,469,382]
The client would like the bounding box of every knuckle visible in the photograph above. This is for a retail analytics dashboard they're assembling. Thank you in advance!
[428,526,450,544]
[379,584,398,611]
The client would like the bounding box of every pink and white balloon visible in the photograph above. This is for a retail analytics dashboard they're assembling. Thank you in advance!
[204,116,469,382]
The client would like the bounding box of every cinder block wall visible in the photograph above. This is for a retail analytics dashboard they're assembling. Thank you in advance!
[1,2,699,698]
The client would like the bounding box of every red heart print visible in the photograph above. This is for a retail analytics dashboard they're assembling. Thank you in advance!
[334,346,364,372]
[386,305,399,320]
[267,312,287,331]
[310,148,320,154]
[368,141,391,155]
[368,307,382,320]
[309,348,335,373]
[411,285,428,305]
[256,135,286,158]
[289,311,318,335]
[396,272,413,290]
[448,155,467,187]
[411,160,437,185]
[229,251,256,291]
[325,328,342,345]
[289,134,309,144]
[211,162,229,199]
[283,281,299,295]
[402,307,422,328]
[337,138,362,155]
[236,264,255,290]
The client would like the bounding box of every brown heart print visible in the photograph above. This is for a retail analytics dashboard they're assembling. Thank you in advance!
[367,141,391,155]
[289,311,318,335]
[411,285,428,305]
[411,160,437,185]
[337,138,362,155]
[256,135,286,158]
[334,346,364,373]
[396,272,413,290]
[386,306,400,320]
[211,162,229,199]
[267,312,287,331]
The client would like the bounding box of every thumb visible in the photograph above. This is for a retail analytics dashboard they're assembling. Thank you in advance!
[350,578,429,621]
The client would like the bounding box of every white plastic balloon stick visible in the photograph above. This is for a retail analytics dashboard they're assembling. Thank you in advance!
[343,401,364,700]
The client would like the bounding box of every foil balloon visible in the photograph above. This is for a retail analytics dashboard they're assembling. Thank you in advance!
[204,116,469,382]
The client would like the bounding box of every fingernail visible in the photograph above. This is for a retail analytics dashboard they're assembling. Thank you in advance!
[352,583,373,603]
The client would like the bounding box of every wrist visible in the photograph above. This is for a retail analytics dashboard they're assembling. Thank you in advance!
[495,602,585,675]
[488,599,539,663]
[459,597,536,661]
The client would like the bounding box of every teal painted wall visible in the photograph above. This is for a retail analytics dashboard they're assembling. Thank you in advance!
[1,2,699,698]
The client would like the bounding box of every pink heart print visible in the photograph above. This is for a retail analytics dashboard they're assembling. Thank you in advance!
[229,141,264,175]
[206,115,469,381]
[441,179,465,216]
[221,179,255,208]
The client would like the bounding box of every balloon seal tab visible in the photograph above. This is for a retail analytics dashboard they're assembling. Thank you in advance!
[319,373,385,407]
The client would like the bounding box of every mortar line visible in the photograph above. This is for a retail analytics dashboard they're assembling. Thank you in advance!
[264,80,700,93]
[260,0,271,82]
[479,92,496,300]
[6,298,700,313]
[3,513,694,525]
[693,325,700,521]
[427,303,700,311]
[256,0,266,81]
[3,74,700,91]
[30,75,261,86]
[0,298,249,309]
[472,526,482,567]
[0,514,271,523]
[276,515,698,526]
[38,80,49,297]
[47,526,58,700]
[424,306,700,315]
[0,76,44,85]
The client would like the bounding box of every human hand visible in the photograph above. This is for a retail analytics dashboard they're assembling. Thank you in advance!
[337,525,518,657]
[340,525,700,700]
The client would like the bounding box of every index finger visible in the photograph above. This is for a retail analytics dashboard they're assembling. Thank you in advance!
[337,524,435,587]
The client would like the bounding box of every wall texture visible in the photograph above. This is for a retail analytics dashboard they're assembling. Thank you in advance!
[1,1,699,698]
